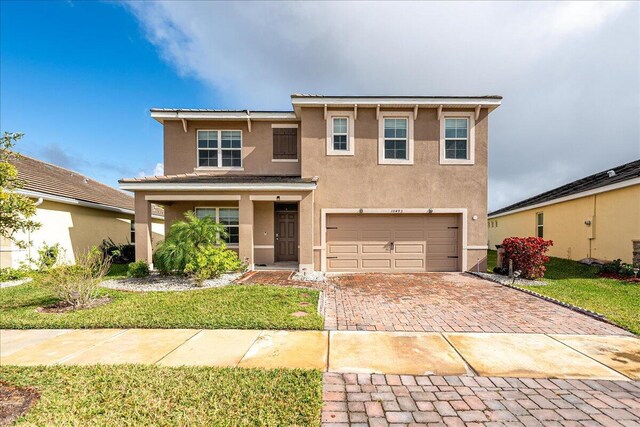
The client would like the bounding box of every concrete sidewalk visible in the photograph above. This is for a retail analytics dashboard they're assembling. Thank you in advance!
[1,329,638,380]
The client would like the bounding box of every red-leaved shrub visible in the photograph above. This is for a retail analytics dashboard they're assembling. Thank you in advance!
[501,237,553,279]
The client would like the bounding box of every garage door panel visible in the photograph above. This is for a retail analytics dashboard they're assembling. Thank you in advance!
[361,230,392,240]
[361,244,390,253]
[427,259,458,271]
[394,259,424,269]
[327,258,359,270]
[327,229,358,241]
[394,230,425,239]
[326,214,459,273]
[362,259,392,269]
[394,243,425,254]
[427,230,457,239]
[328,244,359,254]
[427,243,457,254]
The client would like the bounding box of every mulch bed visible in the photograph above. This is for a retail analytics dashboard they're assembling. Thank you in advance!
[0,381,39,426]
[36,296,111,313]
[598,273,640,283]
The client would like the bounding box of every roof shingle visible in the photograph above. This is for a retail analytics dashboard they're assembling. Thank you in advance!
[11,154,163,217]
[489,159,640,217]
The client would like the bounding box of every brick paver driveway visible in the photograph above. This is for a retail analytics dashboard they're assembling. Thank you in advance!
[326,273,628,335]
[239,271,629,335]
[322,373,640,426]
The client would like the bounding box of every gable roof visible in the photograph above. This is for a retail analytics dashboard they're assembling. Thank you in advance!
[489,159,640,218]
[10,153,163,217]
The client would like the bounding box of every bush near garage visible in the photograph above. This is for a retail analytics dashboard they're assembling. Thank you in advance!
[501,236,553,279]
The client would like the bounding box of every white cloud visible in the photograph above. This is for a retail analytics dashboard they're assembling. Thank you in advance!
[138,162,164,178]
[125,1,639,210]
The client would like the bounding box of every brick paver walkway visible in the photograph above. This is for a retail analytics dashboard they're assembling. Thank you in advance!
[322,373,640,426]
[238,271,629,335]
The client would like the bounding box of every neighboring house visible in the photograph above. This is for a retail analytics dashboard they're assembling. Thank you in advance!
[0,155,164,269]
[120,94,502,273]
[488,160,640,264]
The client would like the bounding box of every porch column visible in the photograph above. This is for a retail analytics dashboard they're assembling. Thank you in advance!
[298,191,314,273]
[239,194,254,269]
[134,192,152,264]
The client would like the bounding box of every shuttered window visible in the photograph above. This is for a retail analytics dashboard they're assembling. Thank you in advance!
[273,128,297,159]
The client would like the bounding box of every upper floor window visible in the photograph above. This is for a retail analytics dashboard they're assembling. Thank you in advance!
[272,125,298,161]
[326,111,355,156]
[332,118,348,151]
[378,112,414,165]
[439,112,475,165]
[384,118,408,160]
[444,118,468,160]
[195,207,239,245]
[536,212,544,238]
[197,130,242,168]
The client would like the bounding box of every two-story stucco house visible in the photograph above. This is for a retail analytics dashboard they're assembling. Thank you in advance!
[119,94,502,274]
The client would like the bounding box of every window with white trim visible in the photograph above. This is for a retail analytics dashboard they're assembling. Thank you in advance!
[378,112,414,165]
[197,130,242,168]
[383,118,408,160]
[439,112,475,165]
[536,212,544,238]
[195,207,239,245]
[332,117,349,151]
[444,118,468,160]
[326,111,354,156]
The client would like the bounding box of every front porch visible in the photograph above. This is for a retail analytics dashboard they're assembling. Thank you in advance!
[130,186,316,273]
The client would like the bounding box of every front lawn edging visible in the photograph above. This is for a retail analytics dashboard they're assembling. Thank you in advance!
[468,271,633,334]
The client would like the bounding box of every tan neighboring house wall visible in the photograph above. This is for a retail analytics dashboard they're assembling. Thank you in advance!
[122,95,501,273]
[2,199,164,269]
[488,182,640,264]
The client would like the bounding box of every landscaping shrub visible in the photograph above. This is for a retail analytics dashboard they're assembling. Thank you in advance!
[44,247,111,308]
[600,259,638,278]
[0,267,28,282]
[153,211,227,274]
[184,244,243,285]
[35,242,62,270]
[501,236,553,279]
[100,238,135,264]
[127,260,150,278]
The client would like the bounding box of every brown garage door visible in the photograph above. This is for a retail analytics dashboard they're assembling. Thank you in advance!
[326,214,459,272]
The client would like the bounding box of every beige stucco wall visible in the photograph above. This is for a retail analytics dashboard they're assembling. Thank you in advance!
[488,185,640,263]
[4,200,164,268]
[164,120,301,176]
[300,106,489,271]
[148,105,493,271]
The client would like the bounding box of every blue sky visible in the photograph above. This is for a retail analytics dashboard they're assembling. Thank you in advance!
[1,1,204,183]
[2,1,638,210]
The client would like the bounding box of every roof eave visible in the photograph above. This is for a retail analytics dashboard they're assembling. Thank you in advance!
[119,182,317,192]
[150,110,298,123]
[488,177,640,219]
[17,189,164,220]
[290,96,502,108]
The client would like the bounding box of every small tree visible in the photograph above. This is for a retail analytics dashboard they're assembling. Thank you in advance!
[501,237,553,279]
[153,211,227,274]
[0,132,40,248]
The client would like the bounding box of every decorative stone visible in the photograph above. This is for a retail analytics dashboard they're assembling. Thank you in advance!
[291,311,308,317]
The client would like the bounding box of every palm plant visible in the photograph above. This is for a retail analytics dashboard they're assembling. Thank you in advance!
[153,211,228,274]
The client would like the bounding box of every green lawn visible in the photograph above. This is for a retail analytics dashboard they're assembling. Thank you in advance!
[0,365,322,426]
[0,276,323,330]
[487,250,639,334]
